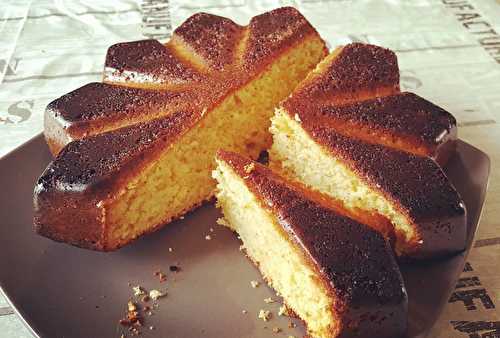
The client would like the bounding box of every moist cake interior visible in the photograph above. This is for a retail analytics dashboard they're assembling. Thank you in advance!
[270,109,418,255]
[94,36,324,249]
[213,158,338,338]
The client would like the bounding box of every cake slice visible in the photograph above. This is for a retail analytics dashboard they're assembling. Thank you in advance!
[213,150,407,338]
[269,44,466,259]
[270,112,466,258]
[283,43,456,165]
[35,7,327,250]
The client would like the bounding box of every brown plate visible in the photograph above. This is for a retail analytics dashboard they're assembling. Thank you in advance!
[0,135,490,338]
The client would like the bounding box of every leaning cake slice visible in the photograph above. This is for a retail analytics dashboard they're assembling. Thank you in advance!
[213,150,407,338]
[270,109,466,259]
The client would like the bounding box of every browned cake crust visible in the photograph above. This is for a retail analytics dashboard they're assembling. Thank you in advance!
[304,127,466,258]
[171,12,243,71]
[290,42,400,105]
[35,111,198,250]
[217,150,407,338]
[44,7,326,156]
[44,83,198,154]
[36,7,327,250]
[285,92,457,165]
[104,40,204,87]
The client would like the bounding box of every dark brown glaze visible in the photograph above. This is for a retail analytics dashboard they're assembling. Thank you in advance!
[104,40,202,86]
[173,12,243,70]
[290,42,399,104]
[243,7,320,68]
[286,92,457,165]
[46,7,326,155]
[44,82,200,155]
[47,82,191,123]
[217,150,407,338]
[305,127,466,258]
[34,111,199,250]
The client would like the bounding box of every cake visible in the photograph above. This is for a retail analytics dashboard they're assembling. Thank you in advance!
[270,45,466,259]
[44,7,328,156]
[34,7,327,250]
[213,150,407,338]
[283,91,458,166]
[289,43,400,106]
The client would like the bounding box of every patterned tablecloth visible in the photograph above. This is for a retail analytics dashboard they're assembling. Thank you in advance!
[1,0,499,337]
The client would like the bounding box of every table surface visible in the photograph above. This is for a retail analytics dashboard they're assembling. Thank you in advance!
[1,1,499,337]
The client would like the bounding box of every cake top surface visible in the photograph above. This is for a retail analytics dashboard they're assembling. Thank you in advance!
[217,150,406,308]
[172,12,243,70]
[287,92,457,147]
[243,6,317,67]
[47,82,195,124]
[288,42,399,104]
[49,6,324,131]
[306,127,465,222]
[105,40,203,85]
[37,111,197,194]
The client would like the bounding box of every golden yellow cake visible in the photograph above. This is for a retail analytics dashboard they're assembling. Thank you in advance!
[270,44,466,259]
[213,150,407,338]
[34,7,327,250]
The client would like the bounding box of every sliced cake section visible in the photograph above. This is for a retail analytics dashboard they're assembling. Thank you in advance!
[270,111,466,258]
[35,7,328,250]
[284,92,457,166]
[44,7,327,156]
[270,44,466,258]
[213,150,407,338]
[289,42,400,106]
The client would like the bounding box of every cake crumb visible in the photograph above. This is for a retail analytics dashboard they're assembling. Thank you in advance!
[149,289,166,301]
[168,247,173,252]
[216,218,228,226]
[264,297,275,304]
[154,271,167,283]
[278,305,289,316]
[149,326,155,330]
[205,234,212,240]
[294,113,301,122]
[242,310,248,314]
[250,280,260,288]
[244,163,256,174]
[128,301,137,312]
[272,327,282,333]
[258,309,272,322]
[132,286,145,297]
[180,215,185,220]
[209,227,214,232]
